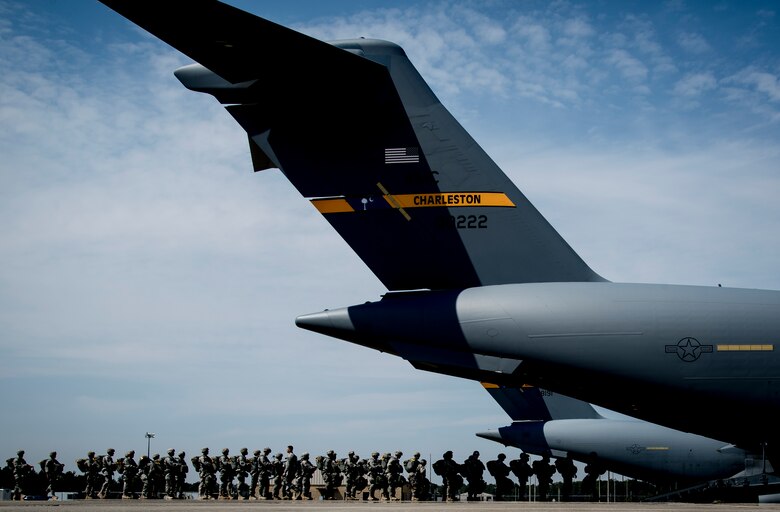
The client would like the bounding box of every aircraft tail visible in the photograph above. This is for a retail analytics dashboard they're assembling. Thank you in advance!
[482,382,604,422]
[99,0,604,290]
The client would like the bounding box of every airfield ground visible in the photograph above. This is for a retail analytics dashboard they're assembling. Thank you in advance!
[2,502,780,512]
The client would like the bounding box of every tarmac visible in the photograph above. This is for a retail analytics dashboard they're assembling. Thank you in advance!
[2,502,780,512]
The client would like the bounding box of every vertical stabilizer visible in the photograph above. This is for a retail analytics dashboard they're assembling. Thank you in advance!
[482,382,603,421]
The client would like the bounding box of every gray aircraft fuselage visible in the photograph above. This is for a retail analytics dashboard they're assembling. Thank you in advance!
[298,282,780,456]
[478,419,752,485]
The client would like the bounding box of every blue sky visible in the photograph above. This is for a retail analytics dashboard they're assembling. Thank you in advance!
[1,0,779,483]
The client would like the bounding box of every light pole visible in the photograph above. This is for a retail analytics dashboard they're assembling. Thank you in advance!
[145,432,155,458]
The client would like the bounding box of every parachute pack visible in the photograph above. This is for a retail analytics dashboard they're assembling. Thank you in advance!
[432,459,446,477]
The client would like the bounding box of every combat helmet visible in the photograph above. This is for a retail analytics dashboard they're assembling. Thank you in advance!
[222,448,229,455]
[253,449,261,456]
[202,447,209,454]
[167,448,175,455]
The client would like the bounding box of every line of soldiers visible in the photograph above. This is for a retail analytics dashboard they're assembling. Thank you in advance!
[189,446,431,501]
[191,445,311,500]
[7,447,606,502]
[433,450,584,502]
[6,450,64,501]
[73,448,189,499]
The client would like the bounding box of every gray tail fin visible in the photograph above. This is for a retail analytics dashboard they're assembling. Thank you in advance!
[482,382,604,421]
[99,0,604,291]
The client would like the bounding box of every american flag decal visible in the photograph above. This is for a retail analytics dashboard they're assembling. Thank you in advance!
[384,147,420,164]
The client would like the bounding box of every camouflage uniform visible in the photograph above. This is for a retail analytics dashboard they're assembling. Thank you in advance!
[192,447,216,499]
[217,448,234,499]
[235,448,250,499]
[282,445,298,499]
[296,452,315,500]
[367,452,386,501]
[12,450,32,501]
[175,451,188,499]
[79,451,100,499]
[385,450,405,501]
[404,452,420,500]
[414,459,431,501]
[138,455,152,498]
[42,451,64,500]
[321,450,342,500]
[256,447,272,499]
[99,448,116,498]
[118,450,138,499]
[271,452,284,499]
[163,449,178,499]
[343,451,358,500]
[249,450,262,499]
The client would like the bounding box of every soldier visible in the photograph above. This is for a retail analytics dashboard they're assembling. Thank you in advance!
[433,450,462,502]
[385,450,405,501]
[487,453,513,501]
[138,455,152,498]
[271,452,284,499]
[582,452,605,502]
[249,450,262,499]
[367,452,386,501]
[78,450,100,499]
[404,452,420,501]
[118,450,138,499]
[235,447,251,499]
[354,456,369,499]
[509,452,533,501]
[175,451,188,499]
[343,451,358,500]
[152,454,165,497]
[42,451,64,500]
[257,447,272,500]
[12,450,32,501]
[321,450,342,500]
[297,452,316,500]
[217,448,234,499]
[414,459,431,501]
[532,454,556,502]
[282,445,298,499]
[555,454,577,502]
[162,448,178,499]
[192,447,217,499]
[349,453,369,500]
[98,448,116,498]
[462,450,486,500]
